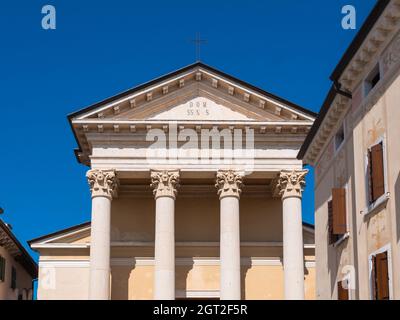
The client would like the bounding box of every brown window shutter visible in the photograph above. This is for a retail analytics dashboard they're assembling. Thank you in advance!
[328,201,339,244]
[332,188,347,235]
[0,256,5,282]
[371,255,377,299]
[367,150,373,204]
[370,142,385,202]
[338,281,349,300]
[375,252,390,300]
[328,200,334,244]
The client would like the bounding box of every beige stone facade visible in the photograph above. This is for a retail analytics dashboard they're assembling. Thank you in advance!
[0,219,37,300]
[30,63,316,300]
[299,0,400,300]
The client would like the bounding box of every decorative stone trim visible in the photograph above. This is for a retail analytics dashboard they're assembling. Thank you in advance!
[340,1,400,92]
[86,169,118,199]
[276,169,308,199]
[215,170,243,199]
[150,170,180,200]
[303,2,400,165]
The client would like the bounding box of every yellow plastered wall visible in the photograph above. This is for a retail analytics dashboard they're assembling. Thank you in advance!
[37,192,315,300]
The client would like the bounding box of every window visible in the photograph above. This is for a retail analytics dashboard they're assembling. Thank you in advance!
[0,255,5,282]
[338,280,349,300]
[334,123,345,151]
[367,141,385,204]
[11,266,16,290]
[371,251,390,300]
[364,63,381,96]
[328,188,347,245]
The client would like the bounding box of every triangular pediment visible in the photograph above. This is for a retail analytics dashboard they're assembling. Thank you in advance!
[105,85,286,122]
[69,63,316,165]
[148,96,254,121]
[29,222,91,248]
[71,63,315,123]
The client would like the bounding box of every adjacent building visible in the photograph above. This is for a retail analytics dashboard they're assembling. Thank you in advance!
[298,0,400,300]
[30,63,316,300]
[0,218,38,300]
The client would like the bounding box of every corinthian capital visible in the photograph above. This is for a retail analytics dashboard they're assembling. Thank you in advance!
[276,169,308,199]
[150,170,180,200]
[86,169,118,199]
[215,170,243,199]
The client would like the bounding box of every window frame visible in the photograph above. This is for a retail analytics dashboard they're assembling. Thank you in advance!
[334,121,346,153]
[11,266,17,290]
[368,244,393,300]
[363,135,389,216]
[0,255,5,282]
[363,62,382,98]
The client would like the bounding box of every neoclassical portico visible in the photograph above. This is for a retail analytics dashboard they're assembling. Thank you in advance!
[29,62,317,300]
[86,167,307,300]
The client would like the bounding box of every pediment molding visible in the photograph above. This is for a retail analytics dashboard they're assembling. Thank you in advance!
[107,83,286,122]
[29,223,91,248]
[69,63,315,165]
[72,65,314,122]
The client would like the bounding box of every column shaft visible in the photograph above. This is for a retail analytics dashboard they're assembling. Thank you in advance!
[216,170,243,300]
[154,196,175,300]
[89,196,111,300]
[86,168,117,300]
[277,169,307,300]
[151,170,179,300]
[220,196,241,300]
[282,196,305,300]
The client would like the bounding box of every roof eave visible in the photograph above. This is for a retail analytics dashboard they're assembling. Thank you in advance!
[330,0,391,82]
[0,219,38,278]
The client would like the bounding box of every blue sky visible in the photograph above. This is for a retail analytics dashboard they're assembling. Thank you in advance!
[0,0,377,259]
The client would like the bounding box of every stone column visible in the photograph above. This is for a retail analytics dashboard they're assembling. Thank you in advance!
[215,170,243,300]
[277,169,308,300]
[150,170,180,300]
[86,169,118,300]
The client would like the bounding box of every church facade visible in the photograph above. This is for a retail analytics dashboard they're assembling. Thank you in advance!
[29,63,316,300]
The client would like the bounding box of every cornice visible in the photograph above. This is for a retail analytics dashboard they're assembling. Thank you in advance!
[74,67,315,122]
[339,0,400,91]
[70,64,315,166]
[303,95,350,165]
[302,0,400,165]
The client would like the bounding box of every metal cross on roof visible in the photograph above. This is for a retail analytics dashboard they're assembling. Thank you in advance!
[191,32,207,62]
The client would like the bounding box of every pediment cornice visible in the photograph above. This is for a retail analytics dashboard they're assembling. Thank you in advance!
[71,64,315,122]
[69,63,315,165]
